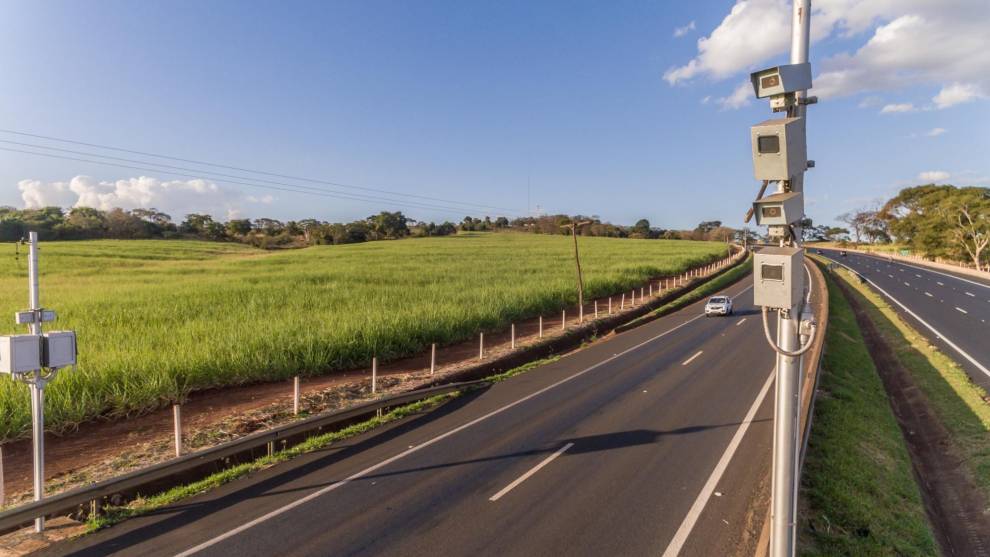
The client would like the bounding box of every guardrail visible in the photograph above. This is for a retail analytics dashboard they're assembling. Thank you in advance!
[0,379,487,535]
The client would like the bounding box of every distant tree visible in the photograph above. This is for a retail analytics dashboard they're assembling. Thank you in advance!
[225,219,253,237]
[367,211,409,239]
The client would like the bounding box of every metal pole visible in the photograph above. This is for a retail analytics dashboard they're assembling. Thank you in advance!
[293,376,300,415]
[771,3,810,557]
[173,404,182,458]
[27,232,44,532]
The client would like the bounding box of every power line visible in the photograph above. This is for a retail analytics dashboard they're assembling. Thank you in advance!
[0,146,513,218]
[0,128,518,214]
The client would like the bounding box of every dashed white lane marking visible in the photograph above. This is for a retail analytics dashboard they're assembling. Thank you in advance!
[904,282,910,287]
[489,442,574,502]
[916,274,922,278]
[682,351,704,366]
[735,318,747,326]
[956,307,968,314]
[925,292,933,297]
[938,281,945,286]
[965,292,975,297]
[888,274,894,278]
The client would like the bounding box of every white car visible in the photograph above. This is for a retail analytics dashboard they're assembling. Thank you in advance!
[704,295,733,317]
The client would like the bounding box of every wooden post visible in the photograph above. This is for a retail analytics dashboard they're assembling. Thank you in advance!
[479,333,484,360]
[511,323,516,349]
[561,310,566,330]
[293,376,300,416]
[371,357,378,394]
[608,297,612,314]
[594,300,598,318]
[173,404,182,457]
[621,293,625,309]
[539,316,543,338]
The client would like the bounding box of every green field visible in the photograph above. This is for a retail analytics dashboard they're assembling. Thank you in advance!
[0,233,728,441]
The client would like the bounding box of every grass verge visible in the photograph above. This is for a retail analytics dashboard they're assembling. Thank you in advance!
[798,261,937,555]
[822,259,990,501]
[86,354,562,532]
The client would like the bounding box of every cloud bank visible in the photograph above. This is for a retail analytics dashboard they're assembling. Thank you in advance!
[17,176,273,221]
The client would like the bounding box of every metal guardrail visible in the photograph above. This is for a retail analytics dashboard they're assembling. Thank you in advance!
[0,379,488,534]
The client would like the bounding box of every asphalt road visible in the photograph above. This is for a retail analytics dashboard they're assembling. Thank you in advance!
[49,276,789,557]
[818,249,990,390]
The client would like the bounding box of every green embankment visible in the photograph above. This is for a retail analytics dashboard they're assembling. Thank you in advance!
[799,263,937,555]
[0,233,728,440]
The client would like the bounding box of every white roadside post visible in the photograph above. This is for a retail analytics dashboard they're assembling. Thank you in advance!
[743,3,819,556]
[371,356,378,394]
[511,323,516,349]
[0,232,78,533]
[430,343,436,375]
[538,316,543,338]
[293,376,301,415]
[173,404,183,457]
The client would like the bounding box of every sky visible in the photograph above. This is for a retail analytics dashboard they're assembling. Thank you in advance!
[0,0,987,230]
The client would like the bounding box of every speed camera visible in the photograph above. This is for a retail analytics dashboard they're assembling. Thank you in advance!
[751,117,807,181]
[750,63,812,99]
[752,191,803,227]
[754,246,804,309]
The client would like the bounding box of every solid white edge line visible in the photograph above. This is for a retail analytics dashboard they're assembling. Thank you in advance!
[489,442,573,502]
[735,318,747,326]
[681,351,703,366]
[660,368,775,557]
[956,307,968,314]
[174,284,755,556]
[825,257,990,380]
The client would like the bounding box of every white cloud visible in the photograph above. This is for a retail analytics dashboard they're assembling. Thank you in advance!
[932,82,985,109]
[716,81,754,110]
[17,176,250,220]
[917,170,950,182]
[246,194,275,204]
[879,103,916,114]
[665,0,990,104]
[857,95,882,108]
[926,127,947,137]
[673,21,696,38]
[700,95,712,104]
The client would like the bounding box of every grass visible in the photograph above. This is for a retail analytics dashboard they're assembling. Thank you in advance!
[0,233,728,441]
[824,260,990,502]
[798,262,937,555]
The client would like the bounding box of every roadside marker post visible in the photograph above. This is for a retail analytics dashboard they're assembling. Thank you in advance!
[594,300,598,318]
[511,324,516,349]
[173,404,182,457]
[608,297,612,314]
[478,333,484,360]
[430,343,436,375]
[293,376,301,415]
[0,232,78,533]
[621,293,625,310]
[371,357,378,394]
[561,310,566,330]
[538,316,543,338]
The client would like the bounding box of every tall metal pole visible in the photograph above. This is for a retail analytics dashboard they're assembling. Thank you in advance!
[27,231,45,532]
[771,2,810,556]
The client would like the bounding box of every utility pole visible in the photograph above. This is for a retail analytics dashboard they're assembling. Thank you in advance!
[561,221,592,316]
[743,2,818,556]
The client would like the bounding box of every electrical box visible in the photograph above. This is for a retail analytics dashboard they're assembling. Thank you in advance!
[753,191,804,227]
[751,117,807,181]
[0,334,42,375]
[754,247,804,309]
[43,331,77,369]
[750,63,812,99]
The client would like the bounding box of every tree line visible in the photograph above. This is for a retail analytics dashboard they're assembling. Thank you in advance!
[0,205,743,248]
[810,184,989,271]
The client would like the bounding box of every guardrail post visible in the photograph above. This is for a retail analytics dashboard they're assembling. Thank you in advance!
[173,404,182,458]
[293,376,301,416]
[430,343,436,375]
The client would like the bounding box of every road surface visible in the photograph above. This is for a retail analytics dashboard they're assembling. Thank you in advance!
[818,249,990,390]
[49,274,803,557]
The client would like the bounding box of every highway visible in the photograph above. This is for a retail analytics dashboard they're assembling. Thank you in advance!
[48,275,800,557]
[818,249,990,390]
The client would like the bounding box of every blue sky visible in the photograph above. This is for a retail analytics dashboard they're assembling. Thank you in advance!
[1,0,987,229]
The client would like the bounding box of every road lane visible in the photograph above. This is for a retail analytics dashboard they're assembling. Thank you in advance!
[50,276,785,557]
[818,249,990,389]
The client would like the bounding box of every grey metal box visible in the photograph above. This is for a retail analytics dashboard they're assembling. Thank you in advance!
[0,334,42,374]
[43,331,77,369]
[750,63,812,98]
[751,117,807,181]
[754,247,804,309]
[753,191,804,226]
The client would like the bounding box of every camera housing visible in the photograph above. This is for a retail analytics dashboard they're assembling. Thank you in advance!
[751,117,807,181]
[750,63,812,99]
[754,246,804,309]
[752,191,803,227]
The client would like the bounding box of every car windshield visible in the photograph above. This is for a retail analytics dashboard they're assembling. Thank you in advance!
[709,297,728,304]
